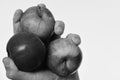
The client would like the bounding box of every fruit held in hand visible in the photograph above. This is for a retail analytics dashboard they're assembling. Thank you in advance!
[47,38,82,77]
[6,32,46,72]
[19,4,55,41]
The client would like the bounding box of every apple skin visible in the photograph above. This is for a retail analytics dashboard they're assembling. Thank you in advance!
[47,38,82,77]
[6,32,46,72]
[19,5,55,42]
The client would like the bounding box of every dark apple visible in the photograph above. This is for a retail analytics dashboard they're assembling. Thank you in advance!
[6,32,46,72]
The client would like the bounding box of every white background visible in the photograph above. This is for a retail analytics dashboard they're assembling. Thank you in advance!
[0,0,120,80]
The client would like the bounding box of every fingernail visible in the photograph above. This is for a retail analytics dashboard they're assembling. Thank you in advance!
[3,58,10,66]
[38,3,46,8]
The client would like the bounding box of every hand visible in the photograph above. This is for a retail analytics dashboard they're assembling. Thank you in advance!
[3,57,79,80]
[3,20,79,80]
[3,3,80,80]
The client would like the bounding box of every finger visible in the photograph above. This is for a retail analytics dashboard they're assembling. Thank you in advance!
[37,3,46,8]
[32,70,58,80]
[74,71,79,80]
[49,33,61,41]
[10,71,34,80]
[5,68,58,80]
[10,70,58,80]
[49,20,65,41]
[13,22,22,34]
[13,9,23,24]
[58,71,79,80]
[2,57,34,80]
[68,71,79,80]
[66,33,81,46]
[2,57,18,79]
[13,9,23,34]
[54,20,65,36]
[13,22,21,34]
[13,70,58,80]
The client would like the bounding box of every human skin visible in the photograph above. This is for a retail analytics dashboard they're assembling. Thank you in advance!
[3,57,79,80]
[2,20,80,80]
[3,4,80,80]
[13,4,55,42]
[47,37,82,77]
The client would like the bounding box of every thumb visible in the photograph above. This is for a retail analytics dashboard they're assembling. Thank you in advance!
[2,57,32,80]
[2,57,18,79]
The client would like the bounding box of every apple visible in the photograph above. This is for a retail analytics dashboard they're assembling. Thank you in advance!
[6,32,46,72]
[14,4,55,42]
[47,38,82,77]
